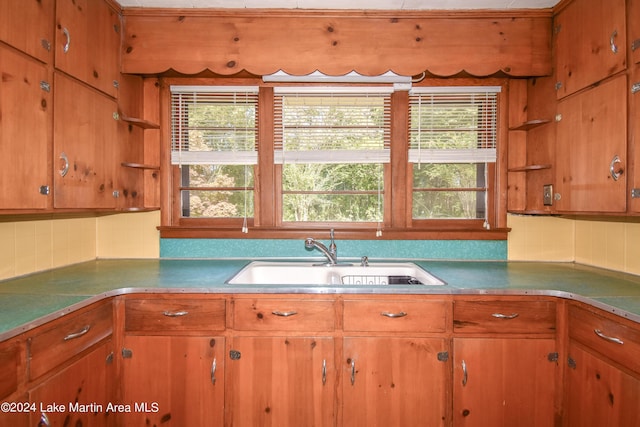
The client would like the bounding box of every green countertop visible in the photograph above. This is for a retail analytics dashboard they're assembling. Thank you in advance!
[1,259,640,340]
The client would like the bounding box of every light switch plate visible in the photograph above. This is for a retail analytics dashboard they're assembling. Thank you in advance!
[543,184,553,206]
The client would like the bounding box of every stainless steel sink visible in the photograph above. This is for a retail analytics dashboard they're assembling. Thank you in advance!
[226,261,445,286]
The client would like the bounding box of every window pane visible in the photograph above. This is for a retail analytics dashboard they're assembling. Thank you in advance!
[184,164,253,188]
[413,164,485,219]
[181,189,254,218]
[282,163,383,222]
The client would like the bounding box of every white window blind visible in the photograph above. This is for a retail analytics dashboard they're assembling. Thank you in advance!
[170,86,259,165]
[408,86,500,164]
[274,87,392,164]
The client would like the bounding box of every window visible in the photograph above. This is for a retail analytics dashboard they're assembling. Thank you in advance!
[165,80,506,239]
[170,86,258,224]
[408,87,499,225]
[274,87,391,225]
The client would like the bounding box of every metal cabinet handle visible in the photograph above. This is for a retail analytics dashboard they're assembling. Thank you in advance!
[461,360,468,386]
[39,412,51,427]
[271,310,297,317]
[59,152,69,177]
[609,155,623,181]
[322,359,327,385]
[491,312,519,319]
[63,325,90,341]
[163,310,188,317]
[381,311,407,318]
[350,359,356,385]
[211,357,217,384]
[594,329,624,345]
[62,27,71,53]
[610,30,618,54]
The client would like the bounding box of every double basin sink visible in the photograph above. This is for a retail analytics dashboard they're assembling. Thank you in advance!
[227,261,445,286]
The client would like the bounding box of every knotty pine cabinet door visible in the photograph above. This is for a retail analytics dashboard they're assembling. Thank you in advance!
[630,64,640,213]
[226,336,336,427]
[28,340,116,427]
[54,0,120,97]
[53,73,119,209]
[563,343,640,427]
[554,0,626,99]
[120,335,225,426]
[0,0,54,64]
[555,74,627,213]
[342,337,449,427]
[452,337,557,427]
[0,45,52,210]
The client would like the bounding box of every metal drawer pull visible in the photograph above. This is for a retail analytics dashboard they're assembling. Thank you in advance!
[40,412,51,427]
[610,29,618,53]
[594,329,624,345]
[63,325,90,341]
[59,152,69,177]
[492,313,519,319]
[609,155,623,181]
[381,311,407,318]
[461,360,468,386]
[322,359,327,385]
[211,358,217,384]
[350,359,356,385]
[62,27,71,53]
[163,310,189,317]
[271,310,297,317]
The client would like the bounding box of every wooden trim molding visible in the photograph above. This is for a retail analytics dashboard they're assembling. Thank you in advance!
[122,9,552,77]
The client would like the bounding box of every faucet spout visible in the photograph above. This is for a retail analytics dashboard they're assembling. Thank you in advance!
[305,230,338,265]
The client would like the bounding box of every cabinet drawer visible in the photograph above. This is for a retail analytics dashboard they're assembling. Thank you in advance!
[453,299,556,334]
[343,299,448,333]
[28,301,112,380]
[569,305,640,374]
[232,299,335,331]
[125,298,226,332]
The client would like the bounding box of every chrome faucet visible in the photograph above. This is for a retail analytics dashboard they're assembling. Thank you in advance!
[305,229,338,265]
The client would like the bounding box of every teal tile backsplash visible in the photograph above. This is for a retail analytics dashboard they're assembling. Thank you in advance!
[160,238,507,260]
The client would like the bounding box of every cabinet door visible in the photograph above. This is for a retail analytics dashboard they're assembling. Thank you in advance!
[343,337,448,427]
[0,45,52,210]
[564,343,640,427]
[53,73,118,209]
[555,0,626,99]
[453,338,556,427]
[227,336,335,427]
[0,0,54,63]
[55,0,120,97]
[630,0,640,65]
[555,75,627,212]
[29,341,116,427]
[631,65,640,213]
[121,335,224,426]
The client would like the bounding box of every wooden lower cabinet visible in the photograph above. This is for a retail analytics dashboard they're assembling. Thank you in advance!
[28,340,116,427]
[564,343,640,427]
[226,336,335,427]
[452,338,557,427]
[120,335,224,426]
[342,337,449,427]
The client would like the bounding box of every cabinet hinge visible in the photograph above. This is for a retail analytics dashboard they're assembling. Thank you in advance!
[121,348,133,359]
[632,189,640,199]
[567,357,577,370]
[437,351,449,362]
[547,352,559,363]
[113,80,119,89]
[40,81,51,92]
[555,82,563,91]
[554,24,561,35]
[632,82,640,95]
[229,350,241,360]
[106,352,114,365]
[41,39,51,52]
[113,112,120,120]
[39,186,50,196]
[632,38,640,52]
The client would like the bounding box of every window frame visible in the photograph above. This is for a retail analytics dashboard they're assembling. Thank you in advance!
[159,77,509,240]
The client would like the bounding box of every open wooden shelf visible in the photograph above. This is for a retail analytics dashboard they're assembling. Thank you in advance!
[508,164,552,172]
[120,115,160,129]
[121,162,160,170]
[509,119,551,131]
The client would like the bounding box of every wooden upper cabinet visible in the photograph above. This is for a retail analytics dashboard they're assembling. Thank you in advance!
[53,73,119,209]
[631,65,640,213]
[55,0,121,97]
[0,0,54,63]
[630,0,640,65]
[0,45,52,210]
[555,0,626,99]
[554,74,627,213]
